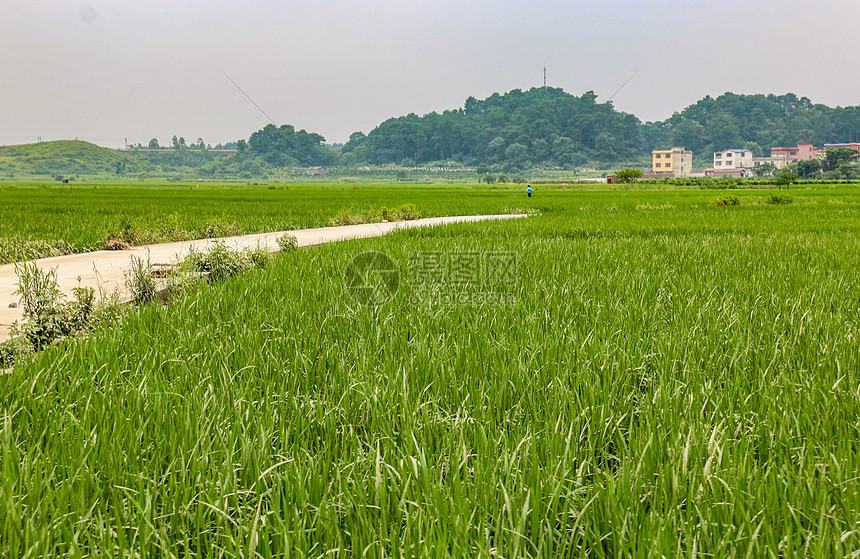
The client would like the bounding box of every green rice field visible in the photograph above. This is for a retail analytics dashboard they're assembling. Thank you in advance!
[2,183,860,556]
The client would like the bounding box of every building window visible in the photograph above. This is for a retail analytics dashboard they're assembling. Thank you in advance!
[655,154,661,159]
[790,151,797,156]
[655,163,661,168]
[716,161,721,166]
[715,153,722,158]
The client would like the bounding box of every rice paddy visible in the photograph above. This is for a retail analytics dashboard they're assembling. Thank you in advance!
[1,184,860,556]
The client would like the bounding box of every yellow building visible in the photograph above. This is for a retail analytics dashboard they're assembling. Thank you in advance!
[652,147,693,177]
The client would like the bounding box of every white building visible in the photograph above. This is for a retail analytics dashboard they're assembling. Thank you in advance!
[714,149,753,170]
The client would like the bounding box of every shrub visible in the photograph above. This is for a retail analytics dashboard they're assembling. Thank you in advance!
[246,245,271,269]
[277,234,298,253]
[765,193,794,205]
[185,242,268,282]
[12,262,100,350]
[712,195,741,207]
[0,335,33,368]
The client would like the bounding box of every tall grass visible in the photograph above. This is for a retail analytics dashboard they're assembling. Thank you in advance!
[1,191,860,556]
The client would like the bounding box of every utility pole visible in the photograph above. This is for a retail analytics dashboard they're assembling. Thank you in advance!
[543,64,547,88]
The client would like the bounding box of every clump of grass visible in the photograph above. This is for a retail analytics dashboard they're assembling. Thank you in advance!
[328,204,422,226]
[0,334,32,368]
[125,255,158,304]
[0,237,76,264]
[635,203,675,210]
[9,262,102,353]
[6,242,278,367]
[185,242,270,282]
[712,195,741,206]
[506,207,540,216]
[103,214,242,250]
[765,192,794,205]
[277,233,298,253]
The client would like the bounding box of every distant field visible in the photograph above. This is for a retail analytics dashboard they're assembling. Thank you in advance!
[2,184,860,555]
[0,183,528,264]
[1,182,859,264]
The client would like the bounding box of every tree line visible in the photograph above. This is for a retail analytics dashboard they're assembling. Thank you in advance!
[124,88,860,175]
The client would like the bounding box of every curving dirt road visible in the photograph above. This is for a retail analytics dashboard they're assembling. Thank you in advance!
[0,214,526,342]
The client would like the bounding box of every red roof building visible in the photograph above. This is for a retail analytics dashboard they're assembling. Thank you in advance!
[770,142,822,162]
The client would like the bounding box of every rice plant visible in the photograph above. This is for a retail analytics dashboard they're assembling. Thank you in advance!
[1,187,860,556]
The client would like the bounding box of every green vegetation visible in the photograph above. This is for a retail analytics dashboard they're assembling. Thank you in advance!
[0,140,139,179]
[351,88,644,168]
[614,168,644,183]
[645,92,860,165]
[1,186,860,555]
[5,90,860,181]
[1,262,121,366]
[328,203,421,226]
[1,184,858,266]
[1,242,277,366]
[712,194,741,206]
[0,184,514,264]
[765,192,795,205]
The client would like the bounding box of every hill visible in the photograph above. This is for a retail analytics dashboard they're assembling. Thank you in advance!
[343,87,646,168]
[342,89,860,169]
[0,140,139,179]
[4,90,860,179]
[644,92,860,160]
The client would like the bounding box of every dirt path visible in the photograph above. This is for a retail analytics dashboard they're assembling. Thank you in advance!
[0,215,525,342]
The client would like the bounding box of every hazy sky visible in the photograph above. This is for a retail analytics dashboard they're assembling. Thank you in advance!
[2,0,860,148]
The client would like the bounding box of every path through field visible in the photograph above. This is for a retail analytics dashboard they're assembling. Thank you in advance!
[0,214,525,342]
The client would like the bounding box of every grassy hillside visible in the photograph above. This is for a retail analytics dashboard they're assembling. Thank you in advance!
[0,140,138,178]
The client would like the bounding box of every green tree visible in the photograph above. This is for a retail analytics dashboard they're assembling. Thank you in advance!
[794,159,821,178]
[776,169,798,188]
[751,162,777,177]
[822,147,857,172]
[614,168,644,183]
[504,143,529,170]
[148,138,160,149]
[744,141,763,157]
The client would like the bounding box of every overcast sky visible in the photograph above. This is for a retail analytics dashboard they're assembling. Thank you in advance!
[2,0,859,148]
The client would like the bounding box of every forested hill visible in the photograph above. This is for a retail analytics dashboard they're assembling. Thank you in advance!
[341,89,860,167]
[644,92,860,158]
[341,87,646,168]
[6,90,860,179]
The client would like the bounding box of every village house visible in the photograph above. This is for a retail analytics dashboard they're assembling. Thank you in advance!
[650,147,693,178]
